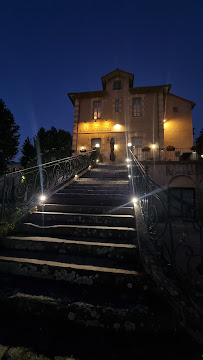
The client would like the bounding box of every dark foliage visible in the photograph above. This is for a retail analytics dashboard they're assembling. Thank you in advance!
[195,129,203,155]
[20,137,36,168]
[33,126,72,163]
[0,99,20,173]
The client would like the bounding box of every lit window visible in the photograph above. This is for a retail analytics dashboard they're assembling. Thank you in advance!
[113,81,121,90]
[173,106,178,112]
[93,101,101,119]
[132,98,142,117]
[115,100,119,112]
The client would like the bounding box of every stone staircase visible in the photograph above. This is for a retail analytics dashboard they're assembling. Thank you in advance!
[0,164,177,341]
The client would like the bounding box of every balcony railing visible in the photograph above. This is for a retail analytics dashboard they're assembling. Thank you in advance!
[132,147,198,161]
[0,151,95,220]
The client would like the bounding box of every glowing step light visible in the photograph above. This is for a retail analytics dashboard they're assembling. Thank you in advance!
[39,195,46,202]
[132,197,138,205]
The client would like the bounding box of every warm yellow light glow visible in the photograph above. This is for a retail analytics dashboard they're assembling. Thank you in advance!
[132,197,138,204]
[164,122,168,129]
[75,174,78,179]
[39,195,46,202]
[163,119,166,123]
[201,155,203,158]
[127,143,132,147]
[95,143,100,148]
[126,158,131,163]
[152,144,156,149]
[81,146,85,150]
[114,124,120,130]
[89,165,91,169]
[114,144,118,149]
[96,159,99,163]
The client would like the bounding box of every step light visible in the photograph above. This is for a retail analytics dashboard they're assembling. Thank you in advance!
[39,195,46,202]
[96,159,99,163]
[75,174,78,179]
[132,197,138,205]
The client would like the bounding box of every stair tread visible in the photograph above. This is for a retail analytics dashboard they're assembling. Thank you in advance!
[0,273,163,310]
[22,222,136,231]
[0,251,138,273]
[33,211,134,218]
[6,235,137,248]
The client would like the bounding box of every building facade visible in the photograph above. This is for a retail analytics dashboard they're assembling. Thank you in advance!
[68,69,195,162]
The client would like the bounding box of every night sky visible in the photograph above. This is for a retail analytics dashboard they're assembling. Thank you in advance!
[0,0,202,160]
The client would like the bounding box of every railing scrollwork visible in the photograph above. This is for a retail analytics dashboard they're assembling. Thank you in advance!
[0,151,96,220]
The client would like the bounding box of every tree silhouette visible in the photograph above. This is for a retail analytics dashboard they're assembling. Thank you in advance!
[0,99,20,173]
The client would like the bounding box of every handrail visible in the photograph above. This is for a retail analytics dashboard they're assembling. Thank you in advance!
[4,151,93,177]
[0,151,96,220]
[128,149,202,283]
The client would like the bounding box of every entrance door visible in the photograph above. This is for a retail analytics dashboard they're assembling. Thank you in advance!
[91,138,101,149]
[132,137,142,161]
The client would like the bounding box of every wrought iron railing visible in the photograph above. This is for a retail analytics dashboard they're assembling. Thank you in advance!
[132,147,198,162]
[0,151,95,220]
[128,149,202,283]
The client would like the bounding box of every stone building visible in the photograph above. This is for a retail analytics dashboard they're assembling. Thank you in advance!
[68,68,195,162]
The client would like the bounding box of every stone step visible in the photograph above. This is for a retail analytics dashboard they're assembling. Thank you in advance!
[59,188,131,195]
[0,252,141,289]
[15,223,136,242]
[55,192,131,198]
[37,204,134,215]
[76,179,129,184]
[48,195,132,206]
[0,248,136,271]
[0,273,176,335]
[24,212,135,228]
[69,183,130,187]
[0,236,139,265]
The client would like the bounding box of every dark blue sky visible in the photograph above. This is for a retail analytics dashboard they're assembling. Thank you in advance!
[0,0,202,160]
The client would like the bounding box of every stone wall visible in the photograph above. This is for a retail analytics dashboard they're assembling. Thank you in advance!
[145,161,203,217]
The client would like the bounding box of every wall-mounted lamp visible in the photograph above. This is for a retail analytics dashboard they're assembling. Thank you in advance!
[95,143,100,148]
[114,144,118,149]
[114,124,120,130]
[127,143,132,147]
[152,144,156,149]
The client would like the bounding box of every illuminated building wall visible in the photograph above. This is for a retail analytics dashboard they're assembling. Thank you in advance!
[68,69,195,162]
